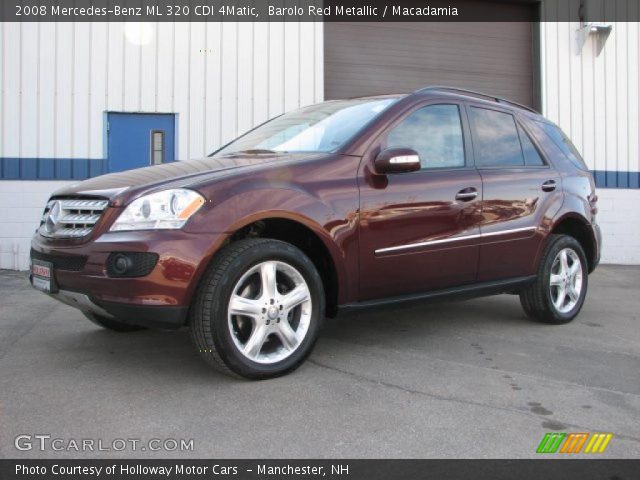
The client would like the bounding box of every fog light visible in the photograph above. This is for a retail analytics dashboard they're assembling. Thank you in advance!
[113,254,132,275]
[106,252,159,278]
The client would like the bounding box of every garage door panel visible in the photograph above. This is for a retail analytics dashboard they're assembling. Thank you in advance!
[325,18,535,107]
[326,65,532,106]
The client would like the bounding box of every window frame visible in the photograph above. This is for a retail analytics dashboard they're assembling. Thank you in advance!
[150,129,165,166]
[516,119,548,167]
[378,100,474,173]
[465,103,550,171]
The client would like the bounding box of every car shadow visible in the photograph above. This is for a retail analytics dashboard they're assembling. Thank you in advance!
[45,294,529,382]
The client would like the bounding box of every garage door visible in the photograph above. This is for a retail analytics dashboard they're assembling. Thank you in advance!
[325,21,536,107]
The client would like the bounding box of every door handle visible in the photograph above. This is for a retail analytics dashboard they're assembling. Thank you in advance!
[455,187,478,202]
[542,180,557,192]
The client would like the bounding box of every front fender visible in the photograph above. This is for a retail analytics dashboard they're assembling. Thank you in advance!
[184,150,362,303]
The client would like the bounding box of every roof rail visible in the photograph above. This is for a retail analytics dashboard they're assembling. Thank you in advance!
[414,85,538,113]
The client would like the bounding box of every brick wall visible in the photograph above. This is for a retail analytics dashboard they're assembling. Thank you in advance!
[595,189,640,265]
[0,181,72,270]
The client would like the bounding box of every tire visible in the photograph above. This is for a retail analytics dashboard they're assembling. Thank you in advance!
[520,234,588,324]
[190,238,325,379]
[83,312,146,332]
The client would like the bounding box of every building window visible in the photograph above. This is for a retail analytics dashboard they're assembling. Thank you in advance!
[151,130,165,165]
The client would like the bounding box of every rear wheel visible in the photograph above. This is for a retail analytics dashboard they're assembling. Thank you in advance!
[520,234,588,324]
[83,312,146,332]
[190,238,325,379]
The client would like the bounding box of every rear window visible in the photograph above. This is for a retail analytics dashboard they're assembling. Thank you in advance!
[535,121,588,171]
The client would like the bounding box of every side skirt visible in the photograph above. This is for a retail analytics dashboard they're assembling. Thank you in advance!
[338,276,536,315]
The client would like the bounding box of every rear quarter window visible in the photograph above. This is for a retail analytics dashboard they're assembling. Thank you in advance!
[534,121,588,171]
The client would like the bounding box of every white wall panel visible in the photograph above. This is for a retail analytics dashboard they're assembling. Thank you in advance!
[106,23,125,112]
[0,21,323,269]
[3,23,20,157]
[0,22,4,157]
[284,22,300,112]
[252,22,269,126]
[541,17,640,176]
[140,26,158,112]
[1,20,322,161]
[89,22,108,158]
[189,22,206,158]
[204,22,222,153]
[21,23,38,158]
[156,22,175,113]
[220,22,239,149]
[268,22,285,120]
[73,22,91,158]
[39,22,57,158]
[541,2,640,265]
[237,22,255,135]
[55,23,73,158]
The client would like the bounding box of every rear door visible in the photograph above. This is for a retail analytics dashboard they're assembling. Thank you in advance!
[466,104,563,281]
[358,101,483,301]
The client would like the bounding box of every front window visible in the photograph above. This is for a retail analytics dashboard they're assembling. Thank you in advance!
[214,98,399,156]
[386,104,465,169]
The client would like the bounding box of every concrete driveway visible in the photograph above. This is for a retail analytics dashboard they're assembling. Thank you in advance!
[1,266,639,459]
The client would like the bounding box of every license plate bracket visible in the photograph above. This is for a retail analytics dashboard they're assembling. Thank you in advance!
[30,259,58,293]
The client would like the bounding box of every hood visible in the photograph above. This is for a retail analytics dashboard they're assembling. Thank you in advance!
[52,153,320,206]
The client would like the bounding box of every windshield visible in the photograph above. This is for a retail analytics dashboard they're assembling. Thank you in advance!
[214,98,399,156]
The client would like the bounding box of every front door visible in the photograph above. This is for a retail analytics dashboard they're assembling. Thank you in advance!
[107,113,176,173]
[358,102,483,301]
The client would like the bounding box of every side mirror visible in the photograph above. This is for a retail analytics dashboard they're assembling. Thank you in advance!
[374,148,421,174]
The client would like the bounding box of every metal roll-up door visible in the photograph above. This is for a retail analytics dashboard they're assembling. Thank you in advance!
[325,19,536,107]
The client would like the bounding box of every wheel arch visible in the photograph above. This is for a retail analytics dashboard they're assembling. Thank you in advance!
[224,215,344,317]
[549,213,597,273]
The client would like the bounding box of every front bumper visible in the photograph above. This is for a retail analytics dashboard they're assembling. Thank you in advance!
[48,289,189,329]
[30,229,229,328]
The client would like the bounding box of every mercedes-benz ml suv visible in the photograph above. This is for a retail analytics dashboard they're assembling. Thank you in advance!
[30,86,601,379]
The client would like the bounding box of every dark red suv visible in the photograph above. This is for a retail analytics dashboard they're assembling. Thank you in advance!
[30,86,601,379]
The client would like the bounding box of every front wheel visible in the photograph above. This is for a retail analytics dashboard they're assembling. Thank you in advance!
[190,238,325,379]
[520,234,588,324]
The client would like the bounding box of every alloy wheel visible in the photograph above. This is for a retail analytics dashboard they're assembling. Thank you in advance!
[549,248,583,314]
[227,261,312,364]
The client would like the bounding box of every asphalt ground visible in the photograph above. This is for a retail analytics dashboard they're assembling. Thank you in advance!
[1,266,638,459]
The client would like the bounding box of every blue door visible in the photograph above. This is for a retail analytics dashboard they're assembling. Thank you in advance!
[107,113,176,173]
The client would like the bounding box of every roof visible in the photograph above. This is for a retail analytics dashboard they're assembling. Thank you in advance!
[414,85,539,114]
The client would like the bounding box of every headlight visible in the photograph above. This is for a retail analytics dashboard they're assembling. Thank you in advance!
[110,189,205,232]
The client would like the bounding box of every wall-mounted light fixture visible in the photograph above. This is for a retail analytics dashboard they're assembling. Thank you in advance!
[576,0,612,56]
[577,22,612,55]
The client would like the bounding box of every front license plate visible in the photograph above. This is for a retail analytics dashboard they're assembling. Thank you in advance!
[31,259,56,293]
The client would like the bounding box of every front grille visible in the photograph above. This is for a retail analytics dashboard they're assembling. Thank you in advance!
[39,198,109,239]
[30,249,88,271]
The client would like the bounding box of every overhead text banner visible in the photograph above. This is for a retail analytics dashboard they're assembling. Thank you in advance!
[2,0,639,22]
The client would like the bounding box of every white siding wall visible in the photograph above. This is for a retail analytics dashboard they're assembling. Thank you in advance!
[0,21,324,160]
[540,17,640,264]
[0,21,324,270]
